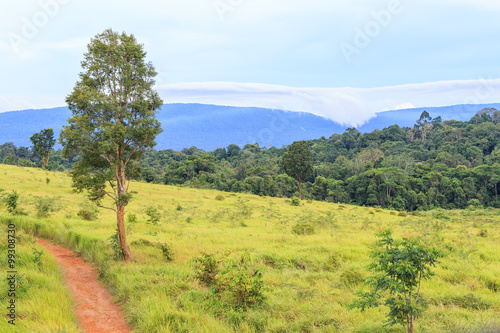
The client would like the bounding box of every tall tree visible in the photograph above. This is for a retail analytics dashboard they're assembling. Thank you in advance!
[30,128,55,168]
[416,111,433,141]
[281,140,313,200]
[60,29,163,261]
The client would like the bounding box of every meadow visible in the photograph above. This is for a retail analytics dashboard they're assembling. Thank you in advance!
[0,164,499,332]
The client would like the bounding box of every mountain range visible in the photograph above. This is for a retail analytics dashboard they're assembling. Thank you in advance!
[0,103,499,151]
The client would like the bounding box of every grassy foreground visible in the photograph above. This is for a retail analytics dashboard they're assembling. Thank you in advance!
[0,222,79,332]
[0,164,499,332]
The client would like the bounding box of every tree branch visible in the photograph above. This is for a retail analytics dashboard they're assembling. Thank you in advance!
[97,203,117,213]
[100,188,117,202]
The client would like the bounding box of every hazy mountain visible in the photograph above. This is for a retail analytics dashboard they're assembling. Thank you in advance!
[0,103,498,151]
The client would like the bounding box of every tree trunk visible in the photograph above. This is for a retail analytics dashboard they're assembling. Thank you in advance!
[117,205,134,261]
[298,174,302,200]
[408,317,414,333]
[116,163,134,261]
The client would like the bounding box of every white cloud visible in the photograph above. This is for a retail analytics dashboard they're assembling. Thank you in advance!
[393,102,416,110]
[157,79,500,126]
[2,79,500,125]
[0,95,64,112]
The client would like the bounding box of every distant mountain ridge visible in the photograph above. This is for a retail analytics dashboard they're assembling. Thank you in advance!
[0,103,499,151]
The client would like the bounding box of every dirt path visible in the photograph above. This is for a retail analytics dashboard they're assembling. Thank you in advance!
[37,239,132,333]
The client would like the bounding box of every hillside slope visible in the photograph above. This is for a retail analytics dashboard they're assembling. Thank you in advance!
[0,164,499,332]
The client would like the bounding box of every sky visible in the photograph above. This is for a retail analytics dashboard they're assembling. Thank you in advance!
[1,0,500,125]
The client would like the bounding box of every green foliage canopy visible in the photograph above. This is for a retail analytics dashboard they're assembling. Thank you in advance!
[30,128,55,168]
[281,140,313,199]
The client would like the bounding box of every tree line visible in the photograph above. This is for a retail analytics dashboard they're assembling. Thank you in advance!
[2,108,500,211]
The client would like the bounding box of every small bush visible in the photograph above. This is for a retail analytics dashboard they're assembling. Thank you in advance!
[217,253,267,308]
[290,197,300,206]
[478,228,488,237]
[192,253,220,287]
[467,199,483,210]
[215,195,225,201]
[108,229,123,261]
[192,252,267,309]
[77,201,99,221]
[158,243,175,261]
[398,211,408,217]
[4,190,20,214]
[127,214,137,223]
[176,203,183,211]
[131,239,174,261]
[34,196,60,218]
[292,222,315,235]
[145,206,161,224]
[32,247,44,271]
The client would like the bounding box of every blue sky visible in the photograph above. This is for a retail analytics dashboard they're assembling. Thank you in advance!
[1,0,500,125]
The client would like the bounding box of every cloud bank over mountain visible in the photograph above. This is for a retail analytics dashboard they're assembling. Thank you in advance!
[157,79,500,126]
[2,79,499,127]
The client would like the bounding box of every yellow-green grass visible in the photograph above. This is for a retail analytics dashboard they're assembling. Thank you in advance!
[0,223,79,332]
[0,164,499,332]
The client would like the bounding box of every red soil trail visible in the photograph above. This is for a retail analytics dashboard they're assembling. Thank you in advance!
[37,238,132,333]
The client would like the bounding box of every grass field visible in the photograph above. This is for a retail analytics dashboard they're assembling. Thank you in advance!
[0,164,499,332]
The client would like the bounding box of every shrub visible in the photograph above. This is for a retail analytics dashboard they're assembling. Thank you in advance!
[292,222,315,235]
[215,195,225,201]
[108,229,123,260]
[349,229,442,333]
[158,243,175,261]
[145,206,161,224]
[192,252,267,309]
[32,247,44,271]
[217,252,267,309]
[77,201,99,221]
[192,253,220,287]
[290,197,300,206]
[34,196,60,218]
[127,214,137,223]
[4,190,19,214]
[467,199,483,210]
[234,198,253,218]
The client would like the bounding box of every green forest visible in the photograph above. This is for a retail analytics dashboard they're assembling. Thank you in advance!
[2,108,500,211]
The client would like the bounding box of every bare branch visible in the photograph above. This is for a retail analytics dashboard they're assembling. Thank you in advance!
[97,203,117,213]
[100,188,117,202]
